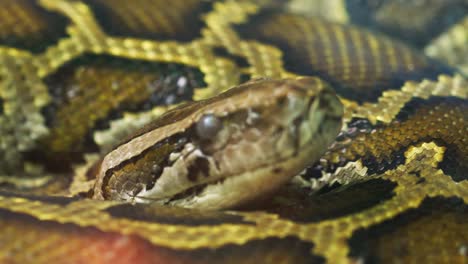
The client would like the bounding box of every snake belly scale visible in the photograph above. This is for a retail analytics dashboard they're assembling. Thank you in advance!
[0,0,467,263]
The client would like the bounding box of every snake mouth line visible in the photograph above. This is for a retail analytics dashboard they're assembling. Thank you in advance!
[134,178,225,205]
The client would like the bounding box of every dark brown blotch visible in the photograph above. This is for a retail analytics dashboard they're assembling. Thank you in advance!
[187,157,210,182]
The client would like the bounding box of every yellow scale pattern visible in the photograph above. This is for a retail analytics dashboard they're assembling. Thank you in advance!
[0,0,467,263]
[325,84,468,166]
[425,16,468,75]
[43,62,183,154]
[1,141,468,263]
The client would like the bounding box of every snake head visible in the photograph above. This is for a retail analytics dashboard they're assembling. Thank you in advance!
[92,77,343,210]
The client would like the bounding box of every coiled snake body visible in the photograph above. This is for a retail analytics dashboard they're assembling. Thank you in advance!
[0,0,467,263]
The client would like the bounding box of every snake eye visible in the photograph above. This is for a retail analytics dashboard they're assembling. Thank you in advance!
[196,114,223,140]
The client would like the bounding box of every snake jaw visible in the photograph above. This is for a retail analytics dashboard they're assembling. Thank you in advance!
[93,77,343,210]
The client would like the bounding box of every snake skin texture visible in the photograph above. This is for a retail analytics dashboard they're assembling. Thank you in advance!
[0,0,467,263]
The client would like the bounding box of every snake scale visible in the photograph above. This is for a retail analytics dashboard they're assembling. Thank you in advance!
[0,0,467,263]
